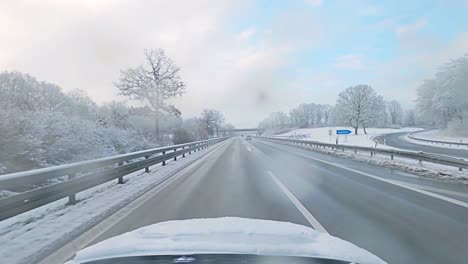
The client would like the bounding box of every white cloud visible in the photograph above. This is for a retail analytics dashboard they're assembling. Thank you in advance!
[0,0,322,128]
[305,0,322,7]
[396,19,427,36]
[238,28,256,41]
[333,54,364,70]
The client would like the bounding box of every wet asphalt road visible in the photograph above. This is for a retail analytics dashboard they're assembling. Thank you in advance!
[91,137,468,264]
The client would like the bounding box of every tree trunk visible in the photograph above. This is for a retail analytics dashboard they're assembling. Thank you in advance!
[354,126,358,135]
[155,109,160,139]
[363,124,368,134]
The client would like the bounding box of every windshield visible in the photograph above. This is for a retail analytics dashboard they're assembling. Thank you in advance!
[1,1,468,264]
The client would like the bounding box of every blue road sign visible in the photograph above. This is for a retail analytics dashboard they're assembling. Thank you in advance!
[336,129,352,135]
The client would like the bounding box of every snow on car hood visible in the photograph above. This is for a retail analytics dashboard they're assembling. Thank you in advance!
[70,217,386,264]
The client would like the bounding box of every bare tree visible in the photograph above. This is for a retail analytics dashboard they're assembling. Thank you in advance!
[387,100,403,125]
[404,109,416,126]
[200,109,224,137]
[222,123,236,136]
[114,49,185,139]
[336,84,380,135]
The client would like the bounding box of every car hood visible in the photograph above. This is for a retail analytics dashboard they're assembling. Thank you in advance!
[69,217,386,264]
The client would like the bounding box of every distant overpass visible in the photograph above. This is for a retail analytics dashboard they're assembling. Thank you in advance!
[218,128,265,135]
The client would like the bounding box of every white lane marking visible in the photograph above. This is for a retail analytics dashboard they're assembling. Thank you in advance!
[38,141,229,264]
[267,171,328,233]
[247,146,252,152]
[263,141,468,209]
[388,180,468,199]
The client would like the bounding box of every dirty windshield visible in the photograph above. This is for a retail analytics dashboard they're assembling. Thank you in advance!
[0,1,467,264]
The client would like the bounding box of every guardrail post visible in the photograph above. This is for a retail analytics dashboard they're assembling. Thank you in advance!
[391,155,394,160]
[118,162,124,184]
[162,151,166,166]
[182,147,186,158]
[145,155,150,173]
[67,173,78,205]
[354,149,357,154]
[174,148,177,161]
[459,167,462,171]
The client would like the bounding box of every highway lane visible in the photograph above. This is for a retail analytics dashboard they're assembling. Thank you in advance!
[92,137,311,241]
[384,132,468,159]
[89,137,468,264]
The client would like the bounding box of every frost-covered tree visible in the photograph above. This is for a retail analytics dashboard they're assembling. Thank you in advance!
[404,109,416,126]
[258,112,290,129]
[115,49,186,139]
[336,84,381,135]
[181,117,211,140]
[66,89,98,120]
[261,104,334,129]
[200,109,225,137]
[387,100,403,126]
[222,123,236,136]
[0,71,155,173]
[416,54,468,127]
[275,112,289,128]
[99,101,131,129]
[0,71,67,111]
[290,104,314,128]
[322,104,334,126]
[289,108,302,128]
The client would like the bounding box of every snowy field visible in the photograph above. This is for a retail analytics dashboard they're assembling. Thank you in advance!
[276,127,423,148]
[0,143,224,264]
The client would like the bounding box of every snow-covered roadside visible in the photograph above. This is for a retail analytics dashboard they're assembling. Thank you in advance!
[0,143,224,264]
[269,140,468,184]
[405,130,468,150]
[404,134,468,150]
[276,127,423,149]
[411,129,468,143]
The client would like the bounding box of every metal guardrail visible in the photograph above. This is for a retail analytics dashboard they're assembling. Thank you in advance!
[0,138,226,221]
[407,131,468,148]
[259,136,468,171]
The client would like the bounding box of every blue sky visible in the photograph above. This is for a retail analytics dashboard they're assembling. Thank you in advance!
[224,0,468,111]
[1,0,467,127]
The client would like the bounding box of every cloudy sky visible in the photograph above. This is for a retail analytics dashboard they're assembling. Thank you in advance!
[1,0,468,127]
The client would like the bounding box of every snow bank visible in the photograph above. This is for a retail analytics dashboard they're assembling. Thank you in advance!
[410,130,468,145]
[261,128,295,136]
[276,127,422,148]
[71,217,385,264]
[265,140,468,184]
[0,145,220,264]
